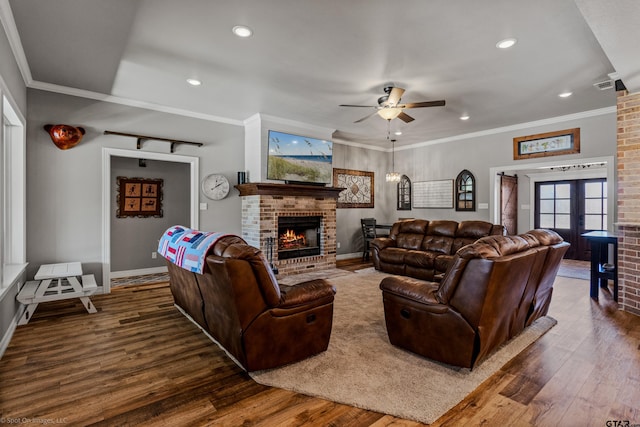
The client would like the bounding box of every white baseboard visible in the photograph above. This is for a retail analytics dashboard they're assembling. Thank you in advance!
[336,252,363,261]
[110,266,168,279]
[0,304,25,360]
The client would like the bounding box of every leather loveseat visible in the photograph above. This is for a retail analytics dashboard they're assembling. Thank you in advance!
[371,219,505,281]
[379,229,569,369]
[166,235,337,371]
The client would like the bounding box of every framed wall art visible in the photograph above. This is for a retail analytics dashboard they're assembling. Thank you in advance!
[117,177,163,218]
[333,168,374,208]
[513,128,580,160]
[413,179,454,209]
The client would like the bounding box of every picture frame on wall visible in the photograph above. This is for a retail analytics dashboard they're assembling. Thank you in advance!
[116,177,163,218]
[333,168,374,208]
[513,128,580,160]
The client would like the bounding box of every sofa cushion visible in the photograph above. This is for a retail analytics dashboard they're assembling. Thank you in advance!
[451,237,477,254]
[404,250,439,268]
[396,233,425,250]
[427,220,458,237]
[421,235,454,254]
[434,254,453,273]
[398,219,429,234]
[379,247,408,264]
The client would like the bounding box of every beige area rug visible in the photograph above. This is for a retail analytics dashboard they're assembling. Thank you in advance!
[251,270,557,424]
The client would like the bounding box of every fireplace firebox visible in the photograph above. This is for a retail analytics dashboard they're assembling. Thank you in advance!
[277,216,322,260]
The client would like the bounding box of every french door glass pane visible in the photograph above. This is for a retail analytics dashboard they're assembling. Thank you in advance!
[585,198,602,214]
[585,182,602,198]
[556,199,570,213]
[585,214,603,230]
[540,214,555,228]
[556,184,571,198]
[539,184,555,199]
[555,214,570,229]
[540,200,554,213]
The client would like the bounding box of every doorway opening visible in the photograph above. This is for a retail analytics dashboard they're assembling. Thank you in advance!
[101,148,199,293]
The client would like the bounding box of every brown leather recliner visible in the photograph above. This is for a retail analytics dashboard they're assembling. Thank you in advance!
[167,235,336,371]
[379,229,569,369]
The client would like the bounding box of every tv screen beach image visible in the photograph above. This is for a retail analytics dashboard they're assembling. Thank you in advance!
[267,130,333,184]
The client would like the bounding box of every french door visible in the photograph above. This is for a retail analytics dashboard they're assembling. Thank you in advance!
[534,178,607,261]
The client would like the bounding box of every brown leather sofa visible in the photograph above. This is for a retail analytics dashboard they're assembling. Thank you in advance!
[166,235,337,371]
[371,219,505,281]
[379,229,569,369]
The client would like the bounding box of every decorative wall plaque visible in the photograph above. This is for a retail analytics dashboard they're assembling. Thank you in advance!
[333,168,374,208]
[116,177,163,218]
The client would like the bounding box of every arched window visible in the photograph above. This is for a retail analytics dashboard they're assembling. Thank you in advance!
[397,175,411,210]
[455,170,475,211]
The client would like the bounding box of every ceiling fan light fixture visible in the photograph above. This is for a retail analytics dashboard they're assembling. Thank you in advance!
[496,38,517,49]
[378,108,402,121]
[232,25,253,38]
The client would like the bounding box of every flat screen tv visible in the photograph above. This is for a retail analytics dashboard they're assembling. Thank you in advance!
[267,130,333,185]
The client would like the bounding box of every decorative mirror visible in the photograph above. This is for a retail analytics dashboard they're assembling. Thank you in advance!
[455,169,475,211]
[397,174,412,210]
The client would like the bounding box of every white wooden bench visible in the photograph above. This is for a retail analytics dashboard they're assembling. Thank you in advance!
[17,262,98,325]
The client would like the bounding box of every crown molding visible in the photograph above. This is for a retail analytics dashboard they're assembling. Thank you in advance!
[396,106,616,151]
[29,80,244,126]
[255,113,335,138]
[0,0,32,85]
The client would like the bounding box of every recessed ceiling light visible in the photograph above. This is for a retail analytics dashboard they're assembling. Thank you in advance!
[186,78,202,86]
[232,25,253,38]
[558,91,573,98]
[460,114,470,121]
[394,131,402,136]
[496,38,517,49]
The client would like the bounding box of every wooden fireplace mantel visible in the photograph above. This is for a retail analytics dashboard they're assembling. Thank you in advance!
[235,182,344,198]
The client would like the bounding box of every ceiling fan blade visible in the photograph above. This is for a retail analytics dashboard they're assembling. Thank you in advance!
[401,100,446,108]
[354,111,378,123]
[387,87,405,106]
[397,112,414,123]
[339,104,378,108]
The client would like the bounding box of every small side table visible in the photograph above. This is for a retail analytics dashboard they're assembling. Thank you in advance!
[17,262,98,325]
[581,231,618,302]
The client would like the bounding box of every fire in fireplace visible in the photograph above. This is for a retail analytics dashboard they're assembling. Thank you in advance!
[277,216,322,260]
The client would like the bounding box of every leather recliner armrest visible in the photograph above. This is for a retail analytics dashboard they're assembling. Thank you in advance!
[278,279,336,309]
[370,237,396,251]
[379,276,447,313]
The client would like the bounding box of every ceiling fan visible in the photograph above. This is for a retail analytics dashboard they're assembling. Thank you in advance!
[340,85,445,123]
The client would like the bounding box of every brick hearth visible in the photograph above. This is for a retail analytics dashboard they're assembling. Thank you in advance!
[236,183,342,277]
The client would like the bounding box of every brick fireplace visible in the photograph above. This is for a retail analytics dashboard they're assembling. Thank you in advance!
[617,89,640,315]
[236,183,343,276]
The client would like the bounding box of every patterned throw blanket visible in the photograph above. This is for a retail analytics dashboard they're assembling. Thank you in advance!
[158,225,230,274]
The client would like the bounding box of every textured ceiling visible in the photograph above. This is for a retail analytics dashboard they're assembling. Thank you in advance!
[7,0,636,148]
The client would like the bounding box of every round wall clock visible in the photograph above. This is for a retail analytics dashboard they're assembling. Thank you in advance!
[202,173,230,200]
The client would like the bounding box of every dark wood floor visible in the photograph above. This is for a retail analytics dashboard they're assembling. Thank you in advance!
[0,260,638,426]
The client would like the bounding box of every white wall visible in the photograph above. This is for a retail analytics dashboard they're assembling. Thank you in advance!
[26,89,244,284]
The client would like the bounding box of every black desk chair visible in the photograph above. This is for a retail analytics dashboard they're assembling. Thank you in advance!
[361,218,377,261]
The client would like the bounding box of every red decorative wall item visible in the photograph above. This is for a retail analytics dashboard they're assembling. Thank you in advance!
[44,124,86,150]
